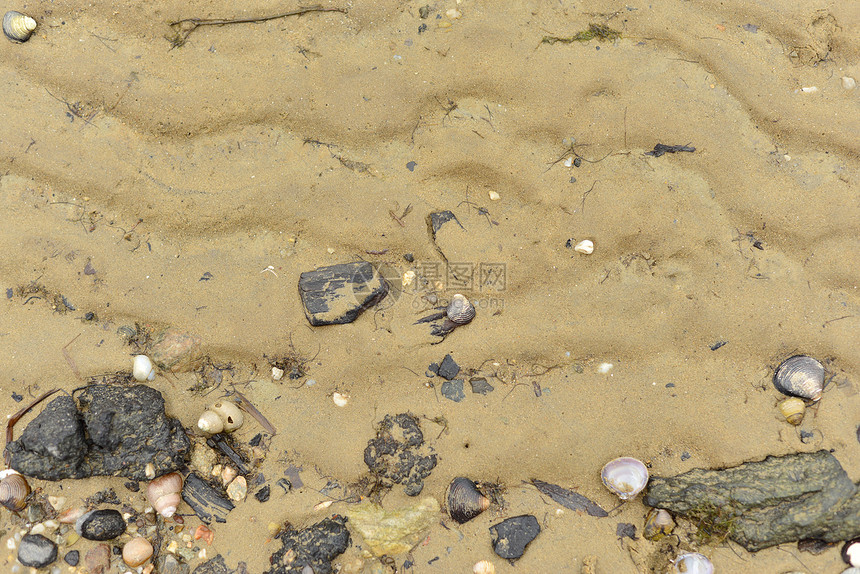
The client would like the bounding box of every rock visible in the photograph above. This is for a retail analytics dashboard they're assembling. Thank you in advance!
[182,472,235,524]
[7,385,189,481]
[148,327,203,372]
[489,515,541,560]
[63,549,80,566]
[76,509,127,540]
[298,262,389,326]
[644,450,860,551]
[192,555,229,574]
[17,533,58,568]
[347,497,439,557]
[441,379,465,402]
[428,210,463,236]
[84,543,111,574]
[437,354,460,380]
[469,378,494,394]
[158,554,190,574]
[266,517,350,574]
[363,413,438,496]
[255,485,271,502]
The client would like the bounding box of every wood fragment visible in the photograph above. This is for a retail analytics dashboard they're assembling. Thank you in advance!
[5,388,61,465]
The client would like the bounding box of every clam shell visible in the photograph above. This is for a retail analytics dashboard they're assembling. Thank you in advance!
[643,508,675,541]
[774,355,825,402]
[122,536,153,567]
[209,400,243,432]
[446,294,475,325]
[0,472,30,512]
[778,397,806,425]
[473,560,496,574]
[447,477,490,524]
[672,552,713,574]
[3,11,37,43]
[600,457,649,500]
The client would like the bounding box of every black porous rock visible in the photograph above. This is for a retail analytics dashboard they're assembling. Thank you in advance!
[644,450,860,551]
[255,485,271,503]
[192,554,229,574]
[363,413,437,496]
[6,385,189,481]
[298,262,389,326]
[182,472,235,524]
[18,534,58,568]
[490,515,541,561]
[75,509,127,541]
[63,549,80,566]
[469,378,494,395]
[265,516,350,574]
[441,380,465,402]
[437,354,460,380]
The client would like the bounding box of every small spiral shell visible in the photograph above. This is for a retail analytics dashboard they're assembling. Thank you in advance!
[447,477,490,524]
[197,410,224,434]
[773,355,825,402]
[778,397,805,426]
[446,294,475,325]
[3,11,37,43]
[0,472,31,512]
[146,472,183,518]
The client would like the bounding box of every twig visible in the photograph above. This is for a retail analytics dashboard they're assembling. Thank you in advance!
[168,6,347,47]
[62,333,83,380]
[6,389,61,465]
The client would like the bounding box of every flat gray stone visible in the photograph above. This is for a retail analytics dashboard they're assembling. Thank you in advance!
[644,450,860,551]
[298,262,388,326]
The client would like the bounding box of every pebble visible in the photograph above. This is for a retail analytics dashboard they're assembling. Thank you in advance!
[63,550,80,566]
[842,76,856,90]
[489,515,541,560]
[76,509,127,540]
[84,544,111,573]
[574,239,594,254]
[437,354,460,380]
[469,378,495,395]
[17,534,58,568]
[441,380,465,402]
[488,191,500,201]
[255,485,271,503]
[226,476,247,502]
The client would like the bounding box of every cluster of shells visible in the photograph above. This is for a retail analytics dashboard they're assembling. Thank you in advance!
[773,355,827,427]
[197,400,244,435]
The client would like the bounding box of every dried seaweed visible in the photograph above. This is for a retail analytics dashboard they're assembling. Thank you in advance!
[541,24,621,45]
[531,479,608,517]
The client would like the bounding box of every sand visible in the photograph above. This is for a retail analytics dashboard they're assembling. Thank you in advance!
[1,0,858,572]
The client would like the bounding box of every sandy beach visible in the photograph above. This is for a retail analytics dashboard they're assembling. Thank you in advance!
[1,0,858,572]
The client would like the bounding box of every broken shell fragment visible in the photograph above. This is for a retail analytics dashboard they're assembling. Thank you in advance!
[132,355,156,382]
[643,508,675,541]
[473,560,496,574]
[574,239,594,254]
[447,477,490,524]
[600,457,649,500]
[122,536,153,567]
[146,472,183,518]
[447,294,476,325]
[3,11,37,43]
[672,552,713,574]
[778,397,806,426]
[773,355,825,402]
[0,472,30,512]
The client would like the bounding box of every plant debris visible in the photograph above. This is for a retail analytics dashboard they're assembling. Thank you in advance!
[645,143,696,157]
[541,24,621,45]
[530,479,608,517]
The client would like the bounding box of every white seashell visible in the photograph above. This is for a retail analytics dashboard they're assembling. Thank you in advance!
[133,355,156,381]
[272,366,285,381]
[574,239,594,254]
[209,401,243,432]
[3,11,37,43]
[473,560,496,574]
[332,392,350,407]
[197,410,224,435]
[672,552,713,574]
[600,457,649,500]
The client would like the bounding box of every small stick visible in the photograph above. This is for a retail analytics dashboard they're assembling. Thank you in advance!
[62,333,83,380]
[232,391,277,436]
[6,388,61,465]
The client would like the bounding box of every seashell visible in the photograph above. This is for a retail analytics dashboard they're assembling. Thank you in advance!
[146,472,183,518]
[844,537,860,567]
[0,472,30,512]
[209,400,243,432]
[643,508,675,541]
[672,552,713,574]
[778,397,806,425]
[601,457,649,500]
[446,294,475,325]
[473,560,496,574]
[447,477,490,524]
[574,239,594,254]
[122,536,153,567]
[773,355,825,402]
[197,410,224,434]
[133,354,156,381]
[3,11,37,43]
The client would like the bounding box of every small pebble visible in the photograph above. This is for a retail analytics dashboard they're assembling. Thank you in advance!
[18,534,58,568]
[842,76,857,90]
[255,485,271,503]
[488,190,500,201]
[84,544,111,573]
[574,239,594,254]
[226,476,247,502]
[76,509,127,541]
[63,550,80,566]
[441,379,466,402]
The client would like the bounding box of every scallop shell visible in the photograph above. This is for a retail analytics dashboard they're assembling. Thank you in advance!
[447,477,490,524]
[146,472,183,518]
[643,508,675,541]
[672,552,713,574]
[0,472,30,512]
[778,397,806,426]
[774,355,825,402]
[446,294,475,325]
[473,560,496,574]
[197,410,224,434]
[600,457,649,500]
[3,11,37,43]
[122,536,153,567]
[209,400,243,432]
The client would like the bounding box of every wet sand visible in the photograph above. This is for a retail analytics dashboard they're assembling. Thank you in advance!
[1,0,858,572]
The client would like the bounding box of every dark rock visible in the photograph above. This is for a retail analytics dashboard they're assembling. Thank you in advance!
[255,485,271,503]
[644,450,860,551]
[298,262,389,326]
[18,534,58,568]
[469,378,494,395]
[441,380,465,402]
[428,211,463,235]
[182,472,234,524]
[489,515,541,560]
[158,554,190,574]
[7,385,189,481]
[64,549,80,566]
[192,555,229,574]
[363,413,437,496]
[265,516,350,574]
[437,354,460,380]
[616,523,637,540]
[403,253,414,263]
[76,509,127,541]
